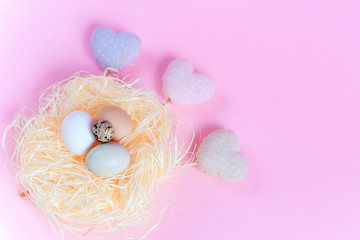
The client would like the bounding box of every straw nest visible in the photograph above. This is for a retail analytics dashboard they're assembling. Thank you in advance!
[3,71,191,239]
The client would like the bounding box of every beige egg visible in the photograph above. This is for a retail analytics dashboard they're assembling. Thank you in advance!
[95,105,133,141]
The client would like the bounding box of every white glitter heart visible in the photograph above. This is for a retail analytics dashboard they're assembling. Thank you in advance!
[162,59,215,105]
[196,130,248,181]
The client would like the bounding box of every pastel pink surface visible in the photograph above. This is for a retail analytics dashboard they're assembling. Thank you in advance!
[0,0,360,239]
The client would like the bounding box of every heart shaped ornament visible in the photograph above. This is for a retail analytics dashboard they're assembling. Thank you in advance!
[162,59,215,105]
[91,27,141,70]
[196,130,248,181]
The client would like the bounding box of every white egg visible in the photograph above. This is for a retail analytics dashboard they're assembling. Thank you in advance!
[61,111,96,155]
[86,142,130,177]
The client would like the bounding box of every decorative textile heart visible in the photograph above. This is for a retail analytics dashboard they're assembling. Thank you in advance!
[162,59,215,105]
[196,130,248,181]
[91,27,141,70]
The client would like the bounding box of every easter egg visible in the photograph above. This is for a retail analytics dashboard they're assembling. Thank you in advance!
[61,111,95,155]
[92,120,114,142]
[86,142,130,177]
[95,105,133,141]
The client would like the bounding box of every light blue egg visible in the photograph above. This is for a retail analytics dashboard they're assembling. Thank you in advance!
[86,142,130,177]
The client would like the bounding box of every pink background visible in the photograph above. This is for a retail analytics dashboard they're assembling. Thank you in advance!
[1,0,360,239]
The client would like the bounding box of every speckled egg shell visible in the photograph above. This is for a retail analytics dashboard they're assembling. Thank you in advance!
[92,120,114,142]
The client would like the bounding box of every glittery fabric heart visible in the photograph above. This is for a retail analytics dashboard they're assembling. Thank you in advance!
[196,130,248,181]
[162,59,215,105]
[91,27,141,70]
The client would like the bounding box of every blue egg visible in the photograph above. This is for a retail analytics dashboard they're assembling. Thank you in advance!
[86,142,130,177]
